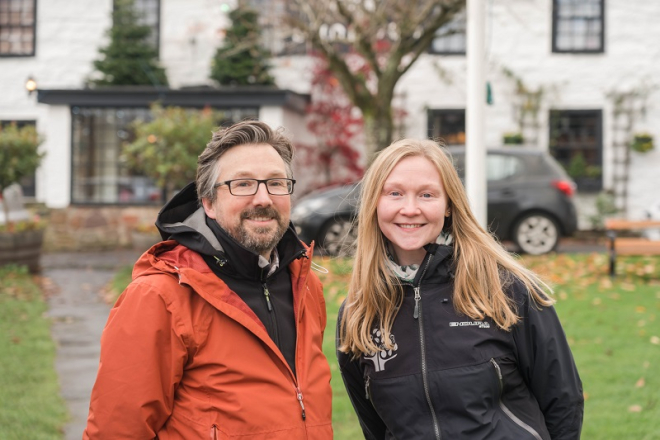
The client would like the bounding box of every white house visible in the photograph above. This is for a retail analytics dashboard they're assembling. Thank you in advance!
[1,0,659,238]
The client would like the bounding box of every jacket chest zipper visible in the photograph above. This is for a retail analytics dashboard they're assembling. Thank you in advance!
[410,255,442,440]
[296,386,306,420]
[490,359,543,440]
[262,283,273,312]
[263,280,305,423]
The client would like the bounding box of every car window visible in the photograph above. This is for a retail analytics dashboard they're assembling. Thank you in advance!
[449,153,523,181]
[486,154,522,181]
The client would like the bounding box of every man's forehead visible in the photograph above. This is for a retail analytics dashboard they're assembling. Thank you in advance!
[216,143,287,179]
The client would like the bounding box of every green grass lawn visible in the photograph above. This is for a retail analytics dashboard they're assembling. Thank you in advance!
[0,265,67,440]
[109,253,660,439]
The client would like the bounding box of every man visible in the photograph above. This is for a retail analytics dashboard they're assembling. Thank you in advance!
[84,121,333,439]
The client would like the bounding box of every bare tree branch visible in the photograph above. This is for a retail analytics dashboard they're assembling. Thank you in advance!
[285,0,466,155]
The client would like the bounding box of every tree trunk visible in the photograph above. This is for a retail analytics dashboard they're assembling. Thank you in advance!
[362,105,395,163]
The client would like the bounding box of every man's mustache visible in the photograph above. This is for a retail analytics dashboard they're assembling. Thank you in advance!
[240,206,281,222]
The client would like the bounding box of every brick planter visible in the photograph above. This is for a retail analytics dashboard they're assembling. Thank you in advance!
[0,229,45,273]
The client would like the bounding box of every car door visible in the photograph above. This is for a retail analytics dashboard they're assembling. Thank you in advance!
[485,153,525,239]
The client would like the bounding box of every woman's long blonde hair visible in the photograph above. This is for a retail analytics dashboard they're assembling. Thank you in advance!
[339,139,554,356]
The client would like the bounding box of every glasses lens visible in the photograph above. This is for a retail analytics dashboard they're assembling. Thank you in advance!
[267,178,292,195]
[229,179,258,195]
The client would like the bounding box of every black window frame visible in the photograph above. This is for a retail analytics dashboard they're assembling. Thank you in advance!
[0,0,37,57]
[427,8,466,56]
[549,109,603,192]
[552,0,605,54]
[427,109,466,146]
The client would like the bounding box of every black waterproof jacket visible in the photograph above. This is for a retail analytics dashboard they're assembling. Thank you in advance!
[337,244,583,440]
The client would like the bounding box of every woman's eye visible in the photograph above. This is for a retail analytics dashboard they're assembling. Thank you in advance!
[421,193,433,198]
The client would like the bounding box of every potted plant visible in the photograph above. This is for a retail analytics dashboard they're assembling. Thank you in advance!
[502,132,524,145]
[0,123,46,272]
[631,132,654,153]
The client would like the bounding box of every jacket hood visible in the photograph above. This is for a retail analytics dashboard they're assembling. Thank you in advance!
[154,181,309,279]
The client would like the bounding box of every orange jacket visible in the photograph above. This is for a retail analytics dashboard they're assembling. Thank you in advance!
[84,241,332,439]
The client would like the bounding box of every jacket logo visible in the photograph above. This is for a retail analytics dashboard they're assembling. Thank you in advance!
[364,329,398,372]
[449,321,491,329]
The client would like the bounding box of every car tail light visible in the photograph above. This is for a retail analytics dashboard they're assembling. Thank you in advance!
[552,179,575,197]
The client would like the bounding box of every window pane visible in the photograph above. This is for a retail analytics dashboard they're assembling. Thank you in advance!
[0,0,36,56]
[553,0,603,53]
[71,107,258,205]
[549,110,602,191]
[429,9,466,55]
[487,155,522,181]
[427,110,466,145]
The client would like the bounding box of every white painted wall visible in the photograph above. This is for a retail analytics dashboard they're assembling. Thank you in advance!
[2,0,659,220]
[39,105,72,208]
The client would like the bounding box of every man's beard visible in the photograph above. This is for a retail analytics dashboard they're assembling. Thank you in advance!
[226,206,288,256]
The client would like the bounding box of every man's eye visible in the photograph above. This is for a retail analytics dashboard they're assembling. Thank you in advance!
[235,180,253,187]
[269,179,286,187]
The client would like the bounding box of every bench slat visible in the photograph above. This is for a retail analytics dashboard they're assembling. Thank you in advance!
[614,238,660,255]
[605,219,660,230]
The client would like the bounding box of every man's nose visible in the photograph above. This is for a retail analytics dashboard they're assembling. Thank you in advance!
[251,182,273,205]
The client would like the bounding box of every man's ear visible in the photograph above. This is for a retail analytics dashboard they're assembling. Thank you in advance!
[202,198,217,219]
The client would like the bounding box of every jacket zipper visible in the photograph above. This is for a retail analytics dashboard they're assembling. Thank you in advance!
[410,255,441,440]
[262,283,273,312]
[490,359,543,440]
[210,424,218,440]
[295,386,306,420]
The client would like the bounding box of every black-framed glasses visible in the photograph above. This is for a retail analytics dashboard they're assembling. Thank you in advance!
[213,178,296,196]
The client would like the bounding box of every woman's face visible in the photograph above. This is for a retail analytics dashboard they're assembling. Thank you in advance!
[377,155,449,266]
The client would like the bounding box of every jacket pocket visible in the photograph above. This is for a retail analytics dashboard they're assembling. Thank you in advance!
[490,358,543,440]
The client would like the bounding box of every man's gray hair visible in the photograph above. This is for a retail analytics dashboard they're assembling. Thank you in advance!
[196,120,295,205]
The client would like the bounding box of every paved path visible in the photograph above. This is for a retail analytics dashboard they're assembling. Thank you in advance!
[43,250,142,440]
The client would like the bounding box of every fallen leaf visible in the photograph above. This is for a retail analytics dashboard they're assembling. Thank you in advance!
[651,336,660,345]
[643,361,650,369]
[592,297,602,305]
[638,320,646,327]
[628,405,642,413]
[635,377,645,388]
[635,306,646,313]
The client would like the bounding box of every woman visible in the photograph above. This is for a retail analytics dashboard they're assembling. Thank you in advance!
[337,139,583,440]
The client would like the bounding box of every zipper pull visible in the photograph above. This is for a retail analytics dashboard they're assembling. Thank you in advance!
[263,283,273,312]
[364,375,371,400]
[296,387,306,420]
[413,287,421,319]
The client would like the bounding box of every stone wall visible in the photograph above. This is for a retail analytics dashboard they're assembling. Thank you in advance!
[42,206,161,252]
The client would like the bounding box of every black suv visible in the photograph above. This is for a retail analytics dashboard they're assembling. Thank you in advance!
[291,147,578,255]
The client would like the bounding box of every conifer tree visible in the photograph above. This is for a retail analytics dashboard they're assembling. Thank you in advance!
[210,2,275,86]
[92,0,168,86]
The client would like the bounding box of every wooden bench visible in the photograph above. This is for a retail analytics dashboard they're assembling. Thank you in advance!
[605,219,660,276]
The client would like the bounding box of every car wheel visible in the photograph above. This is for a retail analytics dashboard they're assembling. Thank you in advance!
[513,213,560,255]
[318,217,356,257]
